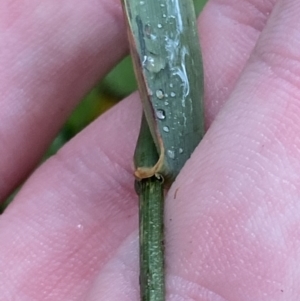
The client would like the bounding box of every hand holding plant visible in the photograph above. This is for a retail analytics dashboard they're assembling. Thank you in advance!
[1,1,299,300]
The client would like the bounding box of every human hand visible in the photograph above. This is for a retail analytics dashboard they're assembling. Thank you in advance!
[0,0,297,300]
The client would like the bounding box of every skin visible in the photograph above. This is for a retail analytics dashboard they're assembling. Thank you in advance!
[1,0,300,300]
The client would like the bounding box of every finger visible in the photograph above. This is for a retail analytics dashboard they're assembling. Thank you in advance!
[0,95,141,300]
[168,0,300,300]
[199,0,276,125]
[0,0,127,199]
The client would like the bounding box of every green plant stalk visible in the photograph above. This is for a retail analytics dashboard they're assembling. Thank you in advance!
[122,1,205,301]
[134,115,165,301]
[138,177,164,301]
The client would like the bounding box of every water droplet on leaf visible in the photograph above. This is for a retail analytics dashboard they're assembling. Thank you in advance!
[143,55,166,73]
[156,109,166,120]
[144,24,151,38]
[163,126,169,132]
[156,89,164,99]
[167,149,175,159]
[144,24,156,39]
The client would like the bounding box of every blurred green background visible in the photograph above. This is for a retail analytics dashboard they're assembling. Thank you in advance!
[0,0,208,212]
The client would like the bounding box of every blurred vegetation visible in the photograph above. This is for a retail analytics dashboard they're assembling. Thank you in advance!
[0,0,208,213]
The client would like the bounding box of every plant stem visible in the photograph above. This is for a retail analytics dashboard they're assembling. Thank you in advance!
[122,1,205,300]
[136,177,164,301]
[134,115,165,301]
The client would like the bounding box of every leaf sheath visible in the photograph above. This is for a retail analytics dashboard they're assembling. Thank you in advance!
[122,0,205,183]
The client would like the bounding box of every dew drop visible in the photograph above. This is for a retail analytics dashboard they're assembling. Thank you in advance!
[167,149,175,159]
[170,92,176,97]
[144,24,156,40]
[144,24,151,38]
[156,109,166,120]
[179,148,184,154]
[143,55,166,73]
[157,23,163,29]
[164,101,169,106]
[163,14,166,18]
[170,83,174,88]
[140,1,145,4]
[156,89,164,99]
[163,126,170,133]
